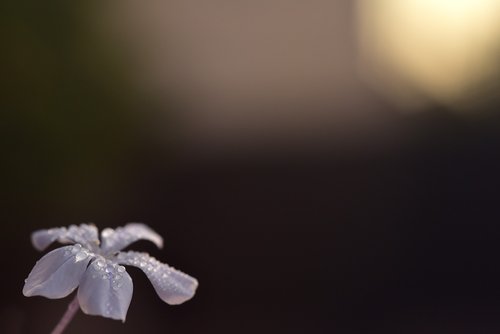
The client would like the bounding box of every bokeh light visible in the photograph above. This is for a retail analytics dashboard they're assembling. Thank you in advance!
[358,0,500,111]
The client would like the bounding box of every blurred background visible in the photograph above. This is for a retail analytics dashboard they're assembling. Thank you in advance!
[1,0,500,333]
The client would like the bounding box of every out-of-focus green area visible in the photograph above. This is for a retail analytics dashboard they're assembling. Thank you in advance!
[0,1,160,218]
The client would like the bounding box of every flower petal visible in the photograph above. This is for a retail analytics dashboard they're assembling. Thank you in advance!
[117,251,198,305]
[23,245,92,298]
[100,223,163,254]
[77,258,133,321]
[31,224,99,251]
[31,227,67,251]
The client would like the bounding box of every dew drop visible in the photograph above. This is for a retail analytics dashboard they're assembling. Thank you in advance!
[75,251,88,262]
[101,228,113,238]
[71,244,81,254]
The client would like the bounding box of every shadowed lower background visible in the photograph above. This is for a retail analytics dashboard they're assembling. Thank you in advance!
[2,0,500,333]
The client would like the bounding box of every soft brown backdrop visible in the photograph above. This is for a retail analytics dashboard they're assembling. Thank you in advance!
[2,1,500,333]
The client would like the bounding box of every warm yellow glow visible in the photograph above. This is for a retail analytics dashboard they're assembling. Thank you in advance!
[358,0,500,109]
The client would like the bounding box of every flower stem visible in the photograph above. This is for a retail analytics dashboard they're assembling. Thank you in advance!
[51,295,80,334]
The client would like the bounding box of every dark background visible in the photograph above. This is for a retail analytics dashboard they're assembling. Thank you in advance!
[2,1,500,333]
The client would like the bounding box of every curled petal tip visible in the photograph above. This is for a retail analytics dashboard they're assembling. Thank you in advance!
[117,251,198,306]
[31,230,53,251]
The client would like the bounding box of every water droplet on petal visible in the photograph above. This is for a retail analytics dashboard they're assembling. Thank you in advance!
[101,228,113,238]
[71,244,82,254]
[75,251,88,262]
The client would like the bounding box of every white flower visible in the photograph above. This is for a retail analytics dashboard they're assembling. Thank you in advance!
[23,223,198,321]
